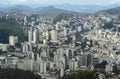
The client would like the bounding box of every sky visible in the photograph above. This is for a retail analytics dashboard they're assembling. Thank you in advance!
[0,0,120,7]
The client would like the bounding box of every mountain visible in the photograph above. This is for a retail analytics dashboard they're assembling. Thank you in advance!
[9,5,33,11]
[99,6,120,14]
[37,6,75,15]
[0,5,75,15]
[0,5,34,15]
[54,4,120,13]
[0,4,120,15]
[35,6,46,12]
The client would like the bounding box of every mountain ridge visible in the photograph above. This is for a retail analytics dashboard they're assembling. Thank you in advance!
[99,6,120,14]
[54,4,120,13]
[0,4,120,14]
[0,5,75,15]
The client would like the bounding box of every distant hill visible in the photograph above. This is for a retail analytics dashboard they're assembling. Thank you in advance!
[0,5,75,15]
[9,5,33,11]
[37,6,74,15]
[0,5,34,15]
[54,4,120,13]
[0,4,120,15]
[99,6,120,14]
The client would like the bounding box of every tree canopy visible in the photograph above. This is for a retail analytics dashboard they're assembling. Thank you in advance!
[52,13,73,24]
[62,70,98,79]
[0,17,27,43]
[0,68,42,79]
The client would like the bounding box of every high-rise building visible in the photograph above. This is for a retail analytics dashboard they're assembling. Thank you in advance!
[50,29,58,42]
[58,57,66,69]
[39,61,47,73]
[9,36,18,46]
[28,27,33,42]
[24,16,27,26]
[45,30,50,40]
[69,58,78,71]
[33,29,38,43]
[60,68,64,77]
[79,55,87,66]
[63,27,67,37]
[22,43,29,53]
[78,26,82,32]
[79,54,93,67]
[28,27,39,43]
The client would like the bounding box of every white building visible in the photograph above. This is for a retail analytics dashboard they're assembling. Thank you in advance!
[105,64,113,72]
[9,36,18,46]
[28,27,33,42]
[0,44,8,51]
[22,43,29,53]
[78,26,82,32]
[50,29,58,42]
[28,27,39,43]
[33,29,38,43]
[69,58,78,71]
[17,59,34,71]
[63,27,67,36]
[45,30,50,40]
[39,60,47,74]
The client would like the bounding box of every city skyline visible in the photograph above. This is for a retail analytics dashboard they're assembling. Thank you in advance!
[0,0,120,78]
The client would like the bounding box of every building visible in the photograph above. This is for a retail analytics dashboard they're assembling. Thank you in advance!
[69,58,78,71]
[91,57,99,66]
[22,43,29,53]
[105,64,113,72]
[79,55,87,67]
[0,44,8,51]
[63,27,67,37]
[33,29,38,43]
[0,55,7,64]
[39,60,47,74]
[79,54,94,67]
[17,59,34,71]
[9,36,18,46]
[28,27,39,43]
[50,29,58,42]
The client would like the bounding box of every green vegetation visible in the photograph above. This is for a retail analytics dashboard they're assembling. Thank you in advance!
[0,68,42,79]
[0,17,27,43]
[52,13,73,24]
[95,61,108,69]
[62,70,98,79]
[7,46,15,52]
[102,21,114,30]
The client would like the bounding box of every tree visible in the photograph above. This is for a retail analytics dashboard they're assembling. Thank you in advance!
[52,14,73,24]
[95,61,108,69]
[62,70,98,79]
[7,46,15,52]
[0,17,27,43]
[0,68,42,79]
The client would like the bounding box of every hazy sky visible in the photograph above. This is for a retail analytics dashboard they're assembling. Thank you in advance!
[0,0,120,7]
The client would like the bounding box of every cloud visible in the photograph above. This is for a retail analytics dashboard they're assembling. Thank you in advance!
[0,0,28,4]
[2,0,82,5]
[17,0,28,2]
[12,0,28,3]
[110,0,120,4]
[0,0,119,5]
